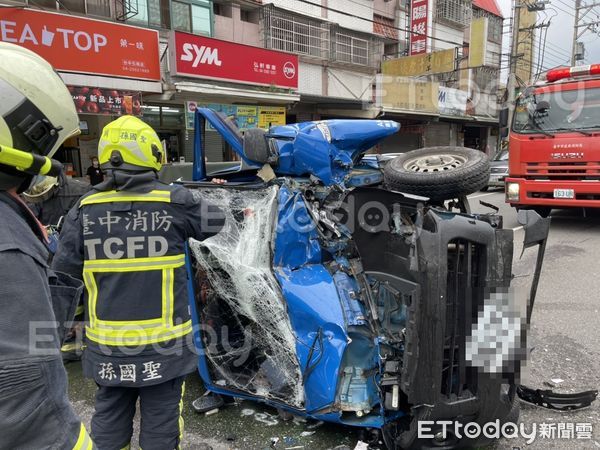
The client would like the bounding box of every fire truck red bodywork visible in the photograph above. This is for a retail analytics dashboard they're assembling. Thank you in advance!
[506,71,600,210]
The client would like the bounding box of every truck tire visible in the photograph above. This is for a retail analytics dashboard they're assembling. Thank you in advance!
[383,147,490,201]
[243,128,270,163]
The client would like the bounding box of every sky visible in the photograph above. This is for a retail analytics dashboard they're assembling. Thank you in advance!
[496,0,600,76]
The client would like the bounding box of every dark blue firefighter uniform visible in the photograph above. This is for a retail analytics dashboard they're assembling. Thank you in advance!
[52,170,225,450]
[0,191,93,450]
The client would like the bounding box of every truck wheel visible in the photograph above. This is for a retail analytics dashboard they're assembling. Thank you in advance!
[243,128,270,163]
[383,147,490,201]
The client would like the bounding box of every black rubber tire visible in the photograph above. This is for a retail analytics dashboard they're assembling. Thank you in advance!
[243,128,270,163]
[383,147,490,201]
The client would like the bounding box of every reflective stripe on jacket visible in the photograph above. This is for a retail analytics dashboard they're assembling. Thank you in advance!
[52,171,225,386]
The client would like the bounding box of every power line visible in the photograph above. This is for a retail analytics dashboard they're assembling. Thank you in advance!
[294,0,466,49]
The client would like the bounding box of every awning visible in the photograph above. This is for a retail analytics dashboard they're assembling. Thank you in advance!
[381,107,440,119]
[59,73,162,93]
[439,114,499,125]
[169,81,300,105]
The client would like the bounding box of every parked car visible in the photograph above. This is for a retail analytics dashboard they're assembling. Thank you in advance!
[183,110,549,449]
[483,149,509,190]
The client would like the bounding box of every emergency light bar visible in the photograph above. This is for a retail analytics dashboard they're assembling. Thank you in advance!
[547,64,600,82]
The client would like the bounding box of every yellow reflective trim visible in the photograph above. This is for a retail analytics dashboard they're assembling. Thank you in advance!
[72,423,93,450]
[75,304,85,316]
[85,320,192,346]
[80,190,171,206]
[83,255,185,272]
[163,268,174,327]
[178,381,186,449]
[120,446,131,450]
[83,271,98,328]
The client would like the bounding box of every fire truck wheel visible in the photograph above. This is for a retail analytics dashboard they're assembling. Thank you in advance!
[383,147,490,201]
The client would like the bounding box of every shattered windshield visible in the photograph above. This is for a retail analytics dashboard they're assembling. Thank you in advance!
[513,87,600,133]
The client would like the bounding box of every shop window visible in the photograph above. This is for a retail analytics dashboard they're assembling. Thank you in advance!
[240,9,259,24]
[161,106,184,128]
[141,105,184,129]
[141,105,161,128]
[172,0,212,36]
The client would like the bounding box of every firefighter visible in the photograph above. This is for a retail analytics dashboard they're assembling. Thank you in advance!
[23,173,91,361]
[24,172,90,227]
[0,42,94,449]
[53,115,225,449]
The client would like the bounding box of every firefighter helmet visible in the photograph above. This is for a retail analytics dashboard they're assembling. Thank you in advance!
[0,42,80,192]
[98,116,163,172]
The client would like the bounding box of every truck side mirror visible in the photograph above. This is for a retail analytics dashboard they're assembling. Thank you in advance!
[499,108,509,128]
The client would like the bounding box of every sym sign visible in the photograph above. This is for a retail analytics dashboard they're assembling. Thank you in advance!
[409,0,428,55]
[171,31,299,89]
[0,8,160,81]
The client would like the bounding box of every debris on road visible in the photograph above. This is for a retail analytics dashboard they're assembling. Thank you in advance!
[354,441,369,450]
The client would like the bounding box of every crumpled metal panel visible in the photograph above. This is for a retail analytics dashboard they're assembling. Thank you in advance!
[271,120,399,186]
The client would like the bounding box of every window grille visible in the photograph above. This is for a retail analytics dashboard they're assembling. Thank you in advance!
[473,8,503,43]
[263,6,330,59]
[436,0,472,27]
[334,31,369,66]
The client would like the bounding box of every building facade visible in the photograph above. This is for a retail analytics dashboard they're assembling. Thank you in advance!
[0,0,504,173]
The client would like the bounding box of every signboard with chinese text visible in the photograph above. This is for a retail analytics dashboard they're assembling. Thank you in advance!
[469,18,488,68]
[383,48,455,77]
[0,8,160,81]
[69,86,142,116]
[171,31,299,89]
[409,0,428,55]
[380,77,438,113]
[186,103,287,131]
[258,107,286,128]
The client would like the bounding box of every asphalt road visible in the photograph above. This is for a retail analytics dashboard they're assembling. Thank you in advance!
[66,189,600,450]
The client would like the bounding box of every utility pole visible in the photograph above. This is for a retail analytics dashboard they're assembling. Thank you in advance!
[572,0,582,66]
[507,0,522,129]
[571,0,600,65]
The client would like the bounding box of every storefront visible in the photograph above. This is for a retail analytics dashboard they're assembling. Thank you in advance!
[153,31,300,165]
[0,8,162,176]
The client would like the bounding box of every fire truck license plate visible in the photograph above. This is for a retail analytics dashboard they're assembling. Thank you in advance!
[554,189,575,199]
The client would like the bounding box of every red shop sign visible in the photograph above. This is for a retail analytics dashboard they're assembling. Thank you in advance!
[409,0,428,56]
[0,8,160,81]
[70,86,142,116]
[170,31,299,89]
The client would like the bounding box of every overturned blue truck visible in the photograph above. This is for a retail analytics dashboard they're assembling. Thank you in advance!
[177,109,576,449]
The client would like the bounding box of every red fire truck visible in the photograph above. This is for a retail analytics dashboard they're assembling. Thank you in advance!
[505,64,600,216]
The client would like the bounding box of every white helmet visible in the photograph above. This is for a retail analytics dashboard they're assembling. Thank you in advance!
[0,42,80,192]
